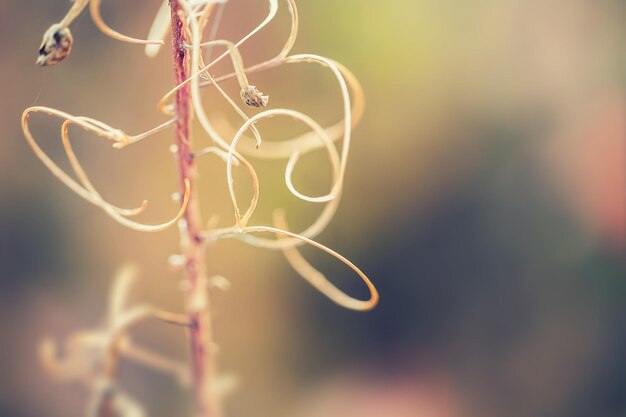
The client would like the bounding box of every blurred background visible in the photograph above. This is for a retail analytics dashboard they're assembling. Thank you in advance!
[1,0,625,416]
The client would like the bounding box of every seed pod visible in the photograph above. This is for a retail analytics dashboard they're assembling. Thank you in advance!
[37,24,73,66]
[240,85,269,108]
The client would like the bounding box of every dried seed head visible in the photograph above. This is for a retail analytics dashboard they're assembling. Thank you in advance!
[240,86,269,108]
[37,24,73,67]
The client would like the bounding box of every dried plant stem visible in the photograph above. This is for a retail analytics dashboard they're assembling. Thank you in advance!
[28,2,377,415]
[169,1,220,416]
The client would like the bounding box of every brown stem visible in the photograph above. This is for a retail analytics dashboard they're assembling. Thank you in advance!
[169,1,220,416]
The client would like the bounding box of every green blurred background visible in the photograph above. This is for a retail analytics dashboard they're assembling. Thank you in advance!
[1,0,625,416]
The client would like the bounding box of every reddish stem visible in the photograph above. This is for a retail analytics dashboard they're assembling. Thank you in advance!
[169,1,220,416]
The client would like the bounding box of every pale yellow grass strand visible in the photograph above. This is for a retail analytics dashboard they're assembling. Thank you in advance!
[197,0,299,90]
[22,107,188,232]
[226,109,340,232]
[236,55,353,249]
[22,107,136,211]
[89,0,164,46]
[158,0,279,118]
[60,119,149,217]
[233,58,363,159]
[59,0,89,27]
[200,219,378,311]
[180,0,260,227]
[60,120,191,232]
[273,211,378,311]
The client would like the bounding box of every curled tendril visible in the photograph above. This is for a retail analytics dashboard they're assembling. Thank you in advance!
[196,0,299,87]
[170,0,361,249]
[29,0,376,313]
[157,0,281,117]
[168,0,376,310]
[207,57,364,161]
[88,0,164,46]
[22,107,189,232]
[200,210,378,311]
[225,108,340,228]
[222,54,355,250]
[272,210,378,311]
[182,1,341,219]
[180,0,263,229]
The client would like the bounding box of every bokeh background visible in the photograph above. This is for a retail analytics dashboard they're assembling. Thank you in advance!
[1,0,625,416]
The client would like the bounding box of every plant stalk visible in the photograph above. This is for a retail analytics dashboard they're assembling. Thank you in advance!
[169,1,220,416]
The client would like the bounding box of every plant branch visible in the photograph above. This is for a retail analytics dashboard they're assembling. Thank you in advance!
[169,1,220,416]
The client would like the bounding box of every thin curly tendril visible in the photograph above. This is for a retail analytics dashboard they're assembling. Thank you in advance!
[176,0,377,310]
[22,107,189,232]
[27,0,377,321]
